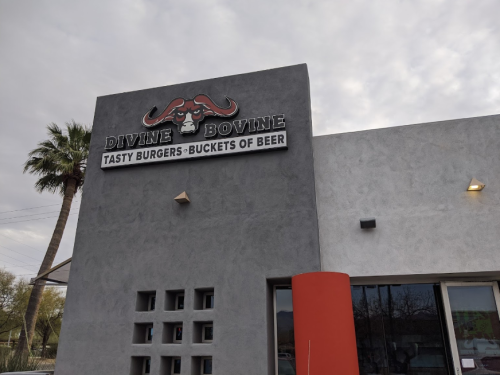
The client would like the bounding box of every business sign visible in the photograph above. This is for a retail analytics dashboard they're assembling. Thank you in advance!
[101,94,287,169]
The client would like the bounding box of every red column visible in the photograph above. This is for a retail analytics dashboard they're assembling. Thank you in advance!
[292,272,359,375]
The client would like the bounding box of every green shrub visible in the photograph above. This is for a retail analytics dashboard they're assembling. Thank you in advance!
[0,346,11,360]
[0,353,41,373]
[45,344,58,359]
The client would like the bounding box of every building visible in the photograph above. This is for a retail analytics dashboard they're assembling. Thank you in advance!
[55,64,500,375]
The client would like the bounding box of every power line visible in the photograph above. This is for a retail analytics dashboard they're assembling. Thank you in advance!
[0,234,72,266]
[11,275,39,280]
[0,201,79,215]
[0,258,40,270]
[0,268,68,284]
[0,244,43,262]
[0,263,40,277]
[0,250,41,267]
[0,208,79,221]
[4,269,38,275]
[0,261,39,270]
[13,274,37,276]
[0,204,60,214]
[0,233,42,252]
[0,213,79,225]
[1,264,41,269]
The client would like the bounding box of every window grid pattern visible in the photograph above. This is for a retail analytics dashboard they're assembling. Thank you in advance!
[132,288,215,374]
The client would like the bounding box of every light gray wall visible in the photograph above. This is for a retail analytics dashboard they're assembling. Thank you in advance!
[55,65,321,375]
[314,115,500,278]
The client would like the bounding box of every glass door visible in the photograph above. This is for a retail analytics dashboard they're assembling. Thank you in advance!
[351,284,450,375]
[441,282,500,375]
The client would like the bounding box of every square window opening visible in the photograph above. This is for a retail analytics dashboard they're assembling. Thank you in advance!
[165,289,185,311]
[132,323,154,344]
[194,288,214,310]
[130,356,151,375]
[160,356,181,375]
[162,322,183,344]
[193,321,213,344]
[136,291,156,312]
[192,356,213,375]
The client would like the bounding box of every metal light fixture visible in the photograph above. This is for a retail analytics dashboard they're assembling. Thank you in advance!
[467,178,485,191]
[174,191,190,203]
[360,218,376,229]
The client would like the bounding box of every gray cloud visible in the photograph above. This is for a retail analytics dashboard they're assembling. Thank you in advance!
[0,0,499,277]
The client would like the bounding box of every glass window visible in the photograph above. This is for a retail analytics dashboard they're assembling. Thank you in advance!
[149,296,156,311]
[172,358,181,374]
[143,357,151,374]
[202,358,213,374]
[351,284,450,375]
[176,294,184,310]
[204,293,214,309]
[202,324,213,342]
[205,326,213,340]
[174,325,182,342]
[136,291,156,312]
[275,286,296,375]
[146,326,153,343]
[447,285,500,373]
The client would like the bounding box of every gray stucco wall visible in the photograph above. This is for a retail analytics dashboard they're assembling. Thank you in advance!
[314,115,500,278]
[55,64,321,375]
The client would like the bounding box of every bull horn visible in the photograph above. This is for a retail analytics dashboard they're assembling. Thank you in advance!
[142,97,185,128]
[194,94,238,117]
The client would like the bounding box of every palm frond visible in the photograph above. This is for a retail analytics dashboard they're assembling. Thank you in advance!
[34,173,63,194]
[24,122,92,196]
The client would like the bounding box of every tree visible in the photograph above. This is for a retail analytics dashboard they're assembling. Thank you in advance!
[16,121,91,356]
[0,270,30,335]
[35,289,65,357]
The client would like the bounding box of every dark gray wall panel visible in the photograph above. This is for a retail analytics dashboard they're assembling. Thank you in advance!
[56,64,321,375]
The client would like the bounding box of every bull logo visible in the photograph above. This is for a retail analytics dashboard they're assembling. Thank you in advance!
[142,94,238,135]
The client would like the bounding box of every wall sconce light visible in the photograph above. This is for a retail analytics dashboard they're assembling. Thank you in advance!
[467,178,485,191]
[174,191,190,204]
[360,218,376,229]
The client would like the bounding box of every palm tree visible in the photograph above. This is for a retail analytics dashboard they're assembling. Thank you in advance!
[16,121,91,356]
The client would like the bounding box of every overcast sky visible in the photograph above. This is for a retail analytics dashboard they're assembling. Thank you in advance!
[0,0,499,280]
